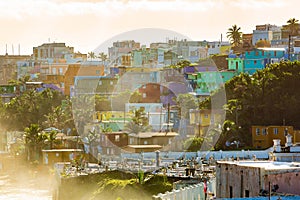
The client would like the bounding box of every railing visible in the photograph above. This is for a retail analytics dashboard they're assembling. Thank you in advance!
[152,178,216,200]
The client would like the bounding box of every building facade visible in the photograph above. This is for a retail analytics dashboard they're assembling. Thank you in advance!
[251,125,296,149]
[216,160,300,198]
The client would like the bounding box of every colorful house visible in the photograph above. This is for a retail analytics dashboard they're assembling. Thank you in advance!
[251,125,300,149]
[195,70,236,96]
[226,55,244,74]
[124,131,178,153]
[189,109,223,137]
[244,48,285,74]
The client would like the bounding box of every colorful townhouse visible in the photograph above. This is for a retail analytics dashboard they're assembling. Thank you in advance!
[226,54,244,74]
[189,109,223,137]
[195,70,236,96]
[251,125,300,149]
[244,48,285,74]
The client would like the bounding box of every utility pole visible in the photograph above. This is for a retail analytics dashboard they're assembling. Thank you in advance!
[288,34,291,60]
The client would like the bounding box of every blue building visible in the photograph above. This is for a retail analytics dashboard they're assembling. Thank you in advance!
[244,48,285,74]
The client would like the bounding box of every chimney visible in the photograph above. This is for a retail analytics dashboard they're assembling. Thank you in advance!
[285,133,293,147]
[273,139,281,152]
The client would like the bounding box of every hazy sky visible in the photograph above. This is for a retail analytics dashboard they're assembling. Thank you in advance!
[0,0,299,55]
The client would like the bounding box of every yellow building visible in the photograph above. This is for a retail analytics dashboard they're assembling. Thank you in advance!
[251,125,300,149]
[189,109,222,137]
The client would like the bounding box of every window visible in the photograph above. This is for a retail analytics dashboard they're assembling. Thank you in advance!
[52,68,56,74]
[110,81,113,85]
[256,128,260,135]
[273,128,278,135]
[98,80,102,85]
[96,70,100,74]
[254,60,257,65]
[262,128,267,135]
[142,93,146,98]
[59,68,63,75]
[204,114,208,118]
[129,138,134,144]
[255,51,259,56]
[274,51,277,57]
[115,135,120,142]
[144,141,148,145]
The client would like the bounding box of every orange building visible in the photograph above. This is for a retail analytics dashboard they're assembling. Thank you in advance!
[63,63,105,96]
[251,125,300,149]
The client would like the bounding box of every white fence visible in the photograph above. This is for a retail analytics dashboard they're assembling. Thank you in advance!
[121,149,271,163]
[152,178,216,200]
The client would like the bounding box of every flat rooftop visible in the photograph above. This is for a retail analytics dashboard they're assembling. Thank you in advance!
[217,160,300,170]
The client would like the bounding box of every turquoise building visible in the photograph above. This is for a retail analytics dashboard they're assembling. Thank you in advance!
[196,71,237,96]
[227,56,244,74]
[244,48,285,74]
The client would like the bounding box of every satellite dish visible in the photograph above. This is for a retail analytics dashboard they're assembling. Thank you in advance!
[225,141,231,147]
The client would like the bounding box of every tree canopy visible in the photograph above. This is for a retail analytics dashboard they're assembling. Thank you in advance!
[227,24,242,47]
[201,61,300,149]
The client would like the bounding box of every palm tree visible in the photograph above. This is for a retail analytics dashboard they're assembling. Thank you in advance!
[24,124,47,161]
[226,24,242,47]
[85,128,100,161]
[88,51,96,61]
[8,74,31,93]
[45,130,58,149]
[98,52,108,64]
[124,108,152,144]
[287,18,299,36]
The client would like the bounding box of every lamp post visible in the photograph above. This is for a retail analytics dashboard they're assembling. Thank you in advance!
[198,109,201,137]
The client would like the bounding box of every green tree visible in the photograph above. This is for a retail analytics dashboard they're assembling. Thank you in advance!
[227,24,242,47]
[95,95,111,112]
[202,61,300,149]
[45,130,58,149]
[98,52,108,64]
[183,137,203,152]
[174,93,198,119]
[125,108,152,135]
[24,124,47,161]
[111,90,142,111]
[8,74,31,93]
[85,128,100,162]
[88,51,96,61]
[287,18,299,36]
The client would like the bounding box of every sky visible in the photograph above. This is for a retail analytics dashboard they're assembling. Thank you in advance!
[0,0,299,55]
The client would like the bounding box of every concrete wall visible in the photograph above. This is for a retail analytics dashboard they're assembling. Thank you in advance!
[267,172,300,195]
[216,162,262,198]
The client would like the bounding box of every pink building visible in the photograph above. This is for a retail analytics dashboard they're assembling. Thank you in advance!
[216,160,300,198]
